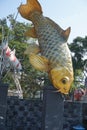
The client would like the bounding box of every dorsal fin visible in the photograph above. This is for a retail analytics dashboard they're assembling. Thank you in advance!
[62,27,71,40]
[45,17,71,41]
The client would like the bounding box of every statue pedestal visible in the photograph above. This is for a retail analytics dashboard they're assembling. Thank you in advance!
[42,85,64,130]
[0,83,8,130]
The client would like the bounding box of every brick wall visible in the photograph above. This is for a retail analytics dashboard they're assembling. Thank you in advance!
[6,97,43,130]
[5,97,87,130]
[63,101,83,130]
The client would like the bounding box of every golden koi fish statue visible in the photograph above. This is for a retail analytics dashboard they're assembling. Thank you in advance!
[18,0,74,94]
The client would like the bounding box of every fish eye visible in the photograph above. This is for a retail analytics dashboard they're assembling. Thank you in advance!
[61,79,67,84]
[61,77,69,84]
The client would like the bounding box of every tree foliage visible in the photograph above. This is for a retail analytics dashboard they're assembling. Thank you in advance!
[70,36,87,88]
[70,37,87,71]
[0,15,47,98]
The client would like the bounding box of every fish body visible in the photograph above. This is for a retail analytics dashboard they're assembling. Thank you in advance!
[19,0,74,94]
[1,39,22,71]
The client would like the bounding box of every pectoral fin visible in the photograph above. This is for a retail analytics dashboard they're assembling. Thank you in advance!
[24,44,40,55]
[25,27,37,38]
[29,54,49,72]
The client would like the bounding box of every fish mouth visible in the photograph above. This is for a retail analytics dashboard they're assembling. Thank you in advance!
[58,87,69,95]
[60,81,69,94]
[58,76,73,95]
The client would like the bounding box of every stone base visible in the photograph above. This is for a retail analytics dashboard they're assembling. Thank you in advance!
[0,83,8,128]
[42,85,64,130]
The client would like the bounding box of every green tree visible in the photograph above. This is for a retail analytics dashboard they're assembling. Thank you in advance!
[7,14,28,42]
[0,14,46,98]
[0,18,9,42]
[70,36,87,88]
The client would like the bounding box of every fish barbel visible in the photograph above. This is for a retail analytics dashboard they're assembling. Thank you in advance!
[18,0,74,94]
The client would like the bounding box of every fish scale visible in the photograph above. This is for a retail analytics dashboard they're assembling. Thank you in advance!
[19,0,74,94]
[37,20,72,71]
[38,28,68,67]
[37,24,64,58]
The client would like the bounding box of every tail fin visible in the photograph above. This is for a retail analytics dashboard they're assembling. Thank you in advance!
[18,0,42,20]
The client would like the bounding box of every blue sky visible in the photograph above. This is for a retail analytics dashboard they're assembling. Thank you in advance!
[0,0,87,42]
